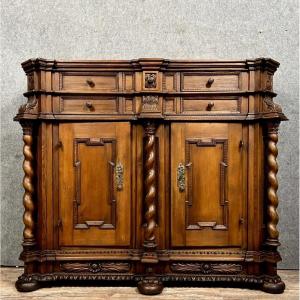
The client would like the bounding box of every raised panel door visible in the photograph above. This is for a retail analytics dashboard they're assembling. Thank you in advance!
[171,123,246,247]
[58,122,131,247]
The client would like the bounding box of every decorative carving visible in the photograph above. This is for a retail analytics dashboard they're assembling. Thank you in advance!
[27,73,34,90]
[143,122,157,250]
[170,263,243,274]
[20,122,36,250]
[73,138,117,229]
[145,73,157,88]
[115,162,124,191]
[263,97,282,113]
[142,96,159,112]
[60,262,130,273]
[185,138,228,230]
[177,163,185,192]
[18,96,38,114]
[265,122,281,248]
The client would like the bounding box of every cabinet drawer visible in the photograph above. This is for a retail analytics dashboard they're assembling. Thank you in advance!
[181,73,240,91]
[61,73,119,91]
[181,97,241,114]
[59,96,119,114]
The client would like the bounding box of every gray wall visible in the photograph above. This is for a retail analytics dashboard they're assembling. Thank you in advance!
[1,0,298,268]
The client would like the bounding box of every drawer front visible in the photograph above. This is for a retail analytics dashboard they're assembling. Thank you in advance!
[181,73,240,91]
[61,73,119,91]
[181,97,241,114]
[59,96,119,114]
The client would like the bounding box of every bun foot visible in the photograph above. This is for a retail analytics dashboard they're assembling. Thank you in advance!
[137,277,163,295]
[15,277,41,292]
[261,276,285,294]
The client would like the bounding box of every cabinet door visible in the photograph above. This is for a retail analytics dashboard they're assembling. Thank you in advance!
[171,123,245,247]
[59,122,131,247]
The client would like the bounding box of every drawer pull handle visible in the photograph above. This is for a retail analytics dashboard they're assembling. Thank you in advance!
[86,79,95,87]
[85,101,94,110]
[206,78,214,87]
[177,163,185,192]
[207,101,215,110]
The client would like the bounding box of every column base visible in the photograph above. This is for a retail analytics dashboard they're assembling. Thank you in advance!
[261,276,285,294]
[137,276,164,295]
[15,277,41,292]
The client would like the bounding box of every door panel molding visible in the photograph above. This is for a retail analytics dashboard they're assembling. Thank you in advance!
[73,137,117,230]
[185,138,229,230]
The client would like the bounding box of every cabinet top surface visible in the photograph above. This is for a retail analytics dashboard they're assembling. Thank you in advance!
[21,57,279,73]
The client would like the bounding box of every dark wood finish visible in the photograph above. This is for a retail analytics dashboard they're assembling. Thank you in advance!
[14,58,287,294]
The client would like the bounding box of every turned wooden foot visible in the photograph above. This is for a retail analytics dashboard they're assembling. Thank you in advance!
[261,276,285,294]
[15,277,41,292]
[137,277,164,295]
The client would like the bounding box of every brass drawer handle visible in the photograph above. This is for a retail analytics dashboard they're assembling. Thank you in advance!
[206,101,215,110]
[86,79,95,87]
[115,162,124,191]
[85,101,94,110]
[206,78,214,87]
[177,163,185,192]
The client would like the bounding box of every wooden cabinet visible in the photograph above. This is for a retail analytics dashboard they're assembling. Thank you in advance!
[14,58,287,295]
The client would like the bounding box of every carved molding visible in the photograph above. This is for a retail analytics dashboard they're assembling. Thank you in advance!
[170,262,243,274]
[185,138,228,230]
[60,262,130,273]
[73,138,117,229]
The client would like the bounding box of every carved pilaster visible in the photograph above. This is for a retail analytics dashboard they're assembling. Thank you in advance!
[143,122,157,251]
[265,122,280,248]
[20,121,36,250]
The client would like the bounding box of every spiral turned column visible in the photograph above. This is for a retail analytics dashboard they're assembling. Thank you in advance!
[143,122,157,250]
[20,122,36,250]
[265,122,280,248]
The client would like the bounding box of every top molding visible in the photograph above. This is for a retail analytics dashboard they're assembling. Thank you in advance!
[21,58,280,73]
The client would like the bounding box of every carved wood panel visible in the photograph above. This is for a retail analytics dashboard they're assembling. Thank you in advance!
[185,138,229,231]
[73,138,117,230]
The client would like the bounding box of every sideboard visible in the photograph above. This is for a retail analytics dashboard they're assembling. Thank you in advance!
[14,58,287,295]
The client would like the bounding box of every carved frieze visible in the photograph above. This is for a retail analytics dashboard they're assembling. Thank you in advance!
[60,262,130,273]
[170,262,243,274]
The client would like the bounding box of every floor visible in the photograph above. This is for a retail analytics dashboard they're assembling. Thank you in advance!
[0,268,298,300]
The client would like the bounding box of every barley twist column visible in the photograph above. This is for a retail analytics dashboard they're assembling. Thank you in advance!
[20,121,36,250]
[265,122,280,248]
[143,121,157,250]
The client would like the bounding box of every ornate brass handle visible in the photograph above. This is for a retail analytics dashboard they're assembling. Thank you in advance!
[86,79,95,87]
[206,78,214,87]
[115,162,124,191]
[177,163,185,192]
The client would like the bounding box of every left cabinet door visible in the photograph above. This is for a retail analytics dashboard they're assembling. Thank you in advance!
[58,122,131,247]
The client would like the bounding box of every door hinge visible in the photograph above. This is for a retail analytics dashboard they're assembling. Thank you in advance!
[239,217,245,225]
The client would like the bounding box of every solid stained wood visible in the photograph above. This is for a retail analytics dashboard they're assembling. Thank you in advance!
[14,58,287,295]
